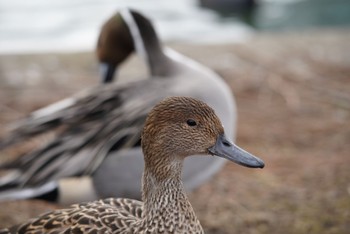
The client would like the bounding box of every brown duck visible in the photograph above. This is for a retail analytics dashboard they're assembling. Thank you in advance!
[0,96,264,233]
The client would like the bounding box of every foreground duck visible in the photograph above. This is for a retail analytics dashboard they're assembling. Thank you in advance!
[0,9,236,203]
[0,97,264,233]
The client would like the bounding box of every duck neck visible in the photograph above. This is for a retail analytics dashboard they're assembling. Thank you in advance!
[121,9,174,77]
[138,28,174,77]
[141,154,202,231]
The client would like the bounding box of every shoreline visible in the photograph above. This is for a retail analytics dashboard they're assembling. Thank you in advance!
[0,27,348,56]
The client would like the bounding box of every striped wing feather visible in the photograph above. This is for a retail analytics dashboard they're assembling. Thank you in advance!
[0,79,171,189]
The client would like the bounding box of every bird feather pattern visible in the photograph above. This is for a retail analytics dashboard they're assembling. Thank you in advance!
[0,78,172,190]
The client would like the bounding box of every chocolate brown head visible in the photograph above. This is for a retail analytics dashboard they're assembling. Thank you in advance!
[96,9,173,83]
[96,12,134,83]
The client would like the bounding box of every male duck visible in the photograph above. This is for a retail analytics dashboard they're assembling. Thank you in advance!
[0,97,264,233]
[0,9,237,203]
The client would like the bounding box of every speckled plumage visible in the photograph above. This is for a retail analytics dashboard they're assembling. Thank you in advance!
[0,96,264,233]
[13,198,143,234]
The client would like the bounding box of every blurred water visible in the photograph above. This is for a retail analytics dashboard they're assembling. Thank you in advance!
[252,0,350,30]
[0,0,349,54]
[0,0,253,54]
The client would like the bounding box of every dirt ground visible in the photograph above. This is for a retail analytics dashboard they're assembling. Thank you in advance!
[0,29,349,233]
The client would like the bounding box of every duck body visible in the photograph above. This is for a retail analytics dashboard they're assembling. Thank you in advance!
[1,97,264,233]
[0,9,235,203]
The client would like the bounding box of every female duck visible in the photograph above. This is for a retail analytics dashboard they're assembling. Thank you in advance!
[1,97,264,234]
[0,9,236,203]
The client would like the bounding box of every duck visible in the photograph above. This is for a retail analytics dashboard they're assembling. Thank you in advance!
[0,9,237,204]
[0,96,265,233]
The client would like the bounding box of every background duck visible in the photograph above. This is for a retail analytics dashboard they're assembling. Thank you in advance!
[0,9,237,204]
[0,97,264,234]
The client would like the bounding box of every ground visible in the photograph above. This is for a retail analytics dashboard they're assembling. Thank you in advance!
[0,29,349,233]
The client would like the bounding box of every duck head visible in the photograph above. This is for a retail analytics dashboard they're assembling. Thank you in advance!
[96,12,135,83]
[141,97,264,174]
[97,9,174,83]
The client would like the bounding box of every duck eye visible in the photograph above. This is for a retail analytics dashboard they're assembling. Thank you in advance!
[186,119,197,127]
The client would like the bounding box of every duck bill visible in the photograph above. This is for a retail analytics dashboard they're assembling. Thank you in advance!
[208,134,265,168]
[99,63,117,84]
